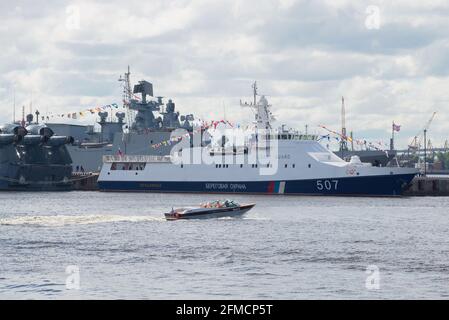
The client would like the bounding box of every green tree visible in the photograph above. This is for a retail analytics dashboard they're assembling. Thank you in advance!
[436,152,449,169]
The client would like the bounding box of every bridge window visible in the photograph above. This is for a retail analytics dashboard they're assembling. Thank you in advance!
[111,162,146,170]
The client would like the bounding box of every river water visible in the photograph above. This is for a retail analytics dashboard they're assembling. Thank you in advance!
[1,192,449,299]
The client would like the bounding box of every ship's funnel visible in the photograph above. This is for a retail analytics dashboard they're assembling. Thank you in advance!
[0,124,28,137]
[46,136,75,147]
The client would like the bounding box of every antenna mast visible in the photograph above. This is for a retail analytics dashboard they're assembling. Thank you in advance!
[252,81,258,106]
[13,87,16,123]
[240,82,273,130]
[21,105,25,127]
[119,65,133,128]
[340,96,348,151]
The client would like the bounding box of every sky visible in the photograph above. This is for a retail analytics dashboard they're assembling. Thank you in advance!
[1,0,449,149]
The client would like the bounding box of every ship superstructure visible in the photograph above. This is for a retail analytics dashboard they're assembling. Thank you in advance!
[46,67,195,172]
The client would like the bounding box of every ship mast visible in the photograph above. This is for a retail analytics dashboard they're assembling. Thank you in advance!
[119,66,133,129]
[340,96,348,151]
[240,81,273,130]
[252,81,257,106]
[13,87,15,123]
[21,105,25,127]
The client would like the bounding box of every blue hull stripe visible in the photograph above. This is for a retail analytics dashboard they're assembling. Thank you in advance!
[98,174,416,196]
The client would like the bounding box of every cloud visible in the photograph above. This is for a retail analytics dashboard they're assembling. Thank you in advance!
[1,0,449,149]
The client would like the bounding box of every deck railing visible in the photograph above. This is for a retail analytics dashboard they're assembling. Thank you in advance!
[102,155,171,163]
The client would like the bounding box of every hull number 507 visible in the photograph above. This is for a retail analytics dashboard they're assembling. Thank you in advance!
[316,180,338,191]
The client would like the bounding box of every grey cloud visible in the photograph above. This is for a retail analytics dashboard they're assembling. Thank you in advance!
[1,0,449,148]
[258,3,445,55]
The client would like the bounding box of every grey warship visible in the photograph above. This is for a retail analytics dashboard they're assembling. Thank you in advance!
[47,68,196,172]
[0,114,74,191]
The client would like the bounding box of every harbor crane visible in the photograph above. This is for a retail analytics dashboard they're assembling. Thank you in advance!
[408,111,437,152]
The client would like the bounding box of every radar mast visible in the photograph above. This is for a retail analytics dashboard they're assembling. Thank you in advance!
[240,81,274,130]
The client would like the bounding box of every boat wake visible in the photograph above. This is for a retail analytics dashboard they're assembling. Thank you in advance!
[0,214,165,227]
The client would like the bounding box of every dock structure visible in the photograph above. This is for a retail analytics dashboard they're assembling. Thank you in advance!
[71,172,99,191]
[405,175,449,196]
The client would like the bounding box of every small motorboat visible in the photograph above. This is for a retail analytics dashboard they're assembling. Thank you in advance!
[164,199,255,220]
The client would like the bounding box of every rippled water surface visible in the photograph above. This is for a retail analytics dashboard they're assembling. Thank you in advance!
[1,192,449,299]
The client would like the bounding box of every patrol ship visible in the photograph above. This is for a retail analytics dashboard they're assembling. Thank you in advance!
[97,86,418,196]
